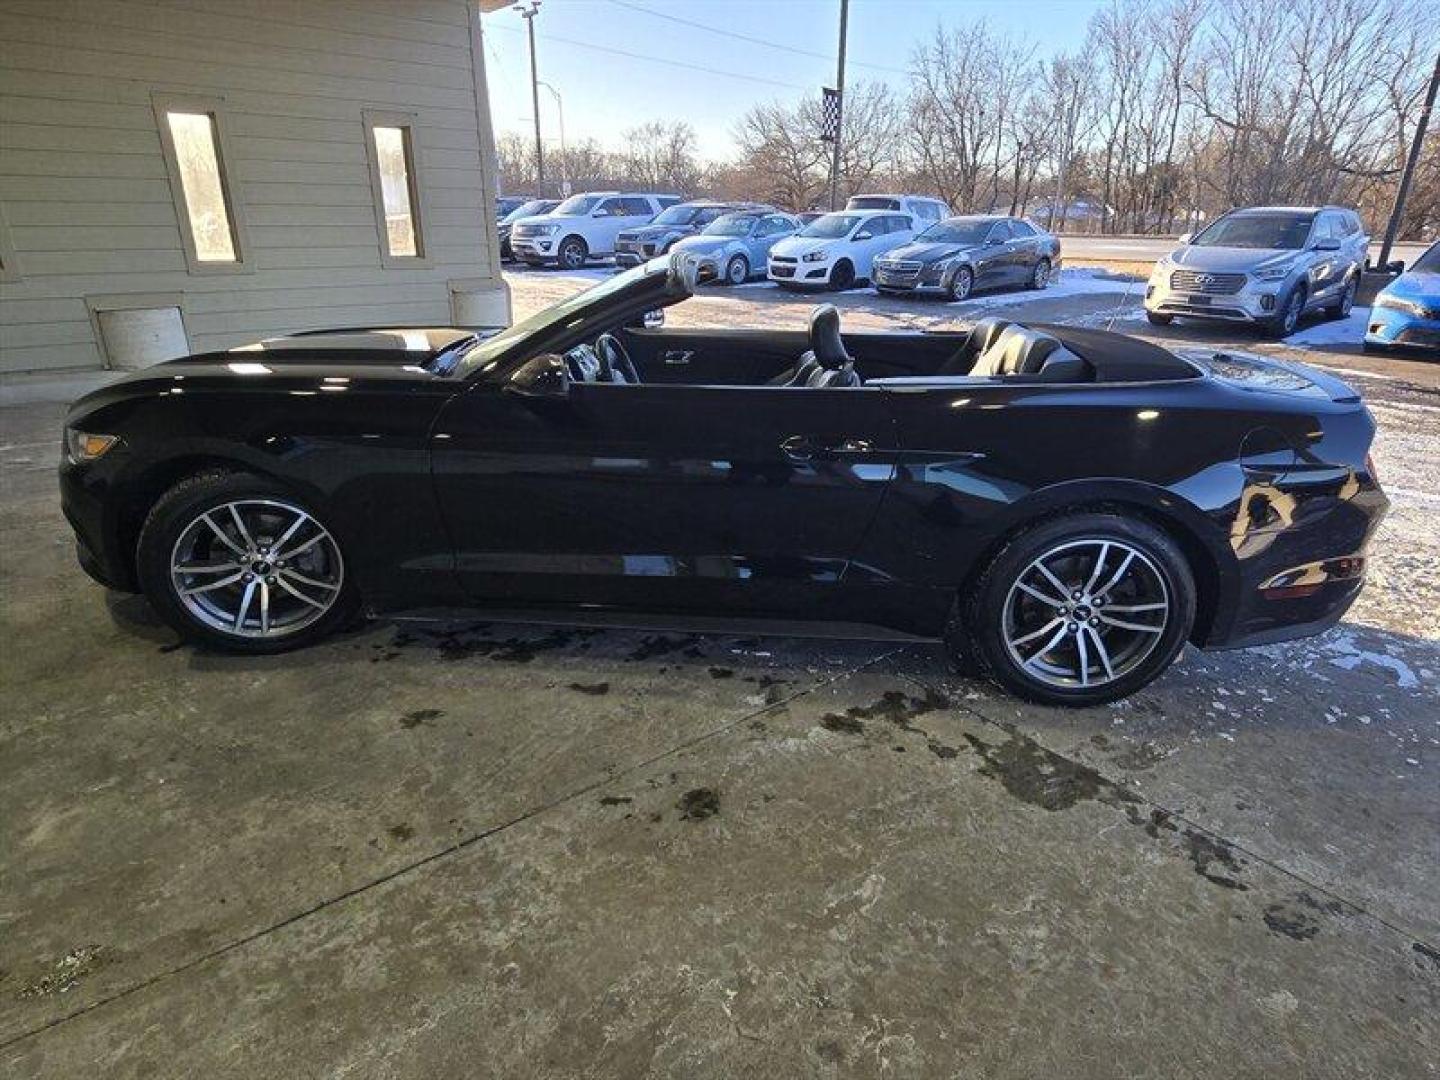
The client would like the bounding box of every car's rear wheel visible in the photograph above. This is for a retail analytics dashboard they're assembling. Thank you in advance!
[946,266,974,302]
[725,254,749,285]
[1029,257,1052,290]
[1326,275,1356,319]
[137,472,358,653]
[829,260,855,291]
[557,235,588,271]
[953,512,1195,706]
[1146,311,1173,326]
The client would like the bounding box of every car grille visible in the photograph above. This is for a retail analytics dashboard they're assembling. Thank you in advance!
[878,259,923,273]
[770,264,796,278]
[1171,270,1246,295]
[771,255,797,264]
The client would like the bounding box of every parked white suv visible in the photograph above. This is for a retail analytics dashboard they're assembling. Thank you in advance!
[768,211,917,290]
[845,193,951,227]
[510,192,681,270]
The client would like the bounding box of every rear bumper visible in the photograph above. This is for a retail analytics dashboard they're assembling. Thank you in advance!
[1201,483,1389,650]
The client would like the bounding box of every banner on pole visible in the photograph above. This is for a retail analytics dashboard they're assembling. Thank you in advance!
[820,87,842,143]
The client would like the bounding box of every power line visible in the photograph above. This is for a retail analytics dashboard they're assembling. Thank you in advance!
[606,0,908,76]
[486,21,815,92]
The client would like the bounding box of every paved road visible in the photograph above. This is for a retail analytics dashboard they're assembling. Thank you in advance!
[1060,234,1431,267]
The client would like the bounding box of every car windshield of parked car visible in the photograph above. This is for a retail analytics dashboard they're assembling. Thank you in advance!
[652,204,703,226]
[553,194,601,216]
[504,200,552,223]
[703,213,757,237]
[800,214,862,239]
[917,220,994,245]
[1192,214,1312,250]
[1410,242,1440,273]
[453,261,661,377]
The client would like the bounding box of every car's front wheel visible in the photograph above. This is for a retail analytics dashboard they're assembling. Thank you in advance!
[1029,257,1052,290]
[556,235,588,271]
[829,260,855,291]
[945,266,974,302]
[1326,275,1357,320]
[724,254,749,285]
[1265,285,1305,338]
[953,512,1195,706]
[137,472,358,653]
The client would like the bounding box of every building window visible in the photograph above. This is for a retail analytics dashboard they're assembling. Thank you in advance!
[364,111,428,266]
[153,94,249,274]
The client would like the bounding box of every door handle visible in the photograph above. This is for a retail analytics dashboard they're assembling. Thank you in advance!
[781,435,873,462]
[662,349,693,365]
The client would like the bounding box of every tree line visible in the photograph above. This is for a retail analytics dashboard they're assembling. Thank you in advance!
[496,0,1438,239]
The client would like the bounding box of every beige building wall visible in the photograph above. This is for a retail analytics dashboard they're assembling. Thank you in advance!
[0,0,508,376]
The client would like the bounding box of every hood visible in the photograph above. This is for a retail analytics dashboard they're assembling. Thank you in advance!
[881,241,976,264]
[771,235,834,258]
[671,235,739,256]
[627,224,691,241]
[1383,269,1440,303]
[511,214,569,229]
[1168,245,1300,275]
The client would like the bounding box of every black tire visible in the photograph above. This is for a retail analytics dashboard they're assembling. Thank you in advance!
[1029,257,1052,290]
[136,471,359,654]
[556,235,588,271]
[829,260,855,291]
[952,511,1196,707]
[1326,275,1356,320]
[724,254,749,285]
[1146,311,1173,326]
[1264,285,1305,339]
[945,266,974,302]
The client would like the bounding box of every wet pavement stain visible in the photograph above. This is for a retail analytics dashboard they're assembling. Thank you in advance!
[1109,741,1171,771]
[708,667,735,679]
[628,635,698,662]
[1413,942,1440,971]
[962,731,1141,814]
[927,742,961,759]
[392,624,597,663]
[1179,829,1249,891]
[598,795,633,806]
[387,824,415,842]
[17,946,107,999]
[399,708,443,729]
[817,688,950,738]
[568,681,610,696]
[677,788,721,820]
[1263,903,1321,941]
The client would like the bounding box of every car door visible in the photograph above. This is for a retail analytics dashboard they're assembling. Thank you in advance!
[430,378,900,617]
[1306,213,1345,302]
[972,221,1012,287]
[751,214,794,265]
[590,197,639,254]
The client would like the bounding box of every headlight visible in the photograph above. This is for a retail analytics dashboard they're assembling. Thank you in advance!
[1253,262,1295,282]
[536,223,560,235]
[801,250,828,263]
[932,255,960,272]
[1373,293,1427,317]
[66,429,119,463]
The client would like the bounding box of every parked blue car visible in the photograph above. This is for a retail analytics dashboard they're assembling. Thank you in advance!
[1366,241,1440,354]
[670,210,802,285]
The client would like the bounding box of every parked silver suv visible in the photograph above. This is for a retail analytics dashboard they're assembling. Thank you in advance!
[1144,206,1367,338]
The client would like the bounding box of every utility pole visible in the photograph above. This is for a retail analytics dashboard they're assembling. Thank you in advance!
[1377,49,1439,270]
[537,80,568,196]
[828,0,849,211]
[514,2,544,192]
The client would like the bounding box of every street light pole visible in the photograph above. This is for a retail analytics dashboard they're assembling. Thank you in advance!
[537,80,568,196]
[514,2,545,192]
[1377,49,1439,271]
[829,0,849,211]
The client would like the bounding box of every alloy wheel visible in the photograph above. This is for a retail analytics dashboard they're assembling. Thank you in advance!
[1339,279,1355,317]
[169,499,344,639]
[1282,291,1303,335]
[1032,259,1051,289]
[948,267,973,301]
[1001,539,1170,690]
[727,255,749,285]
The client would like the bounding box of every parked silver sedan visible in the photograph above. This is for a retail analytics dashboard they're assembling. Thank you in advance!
[669,210,801,285]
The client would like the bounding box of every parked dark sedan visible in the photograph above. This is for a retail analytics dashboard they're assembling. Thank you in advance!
[60,254,1386,705]
[873,215,1061,300]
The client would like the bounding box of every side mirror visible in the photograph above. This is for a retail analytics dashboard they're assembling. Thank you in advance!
[854,231,873,241]
[1313,237,1341,252]
[505,354,569,398]
[1177,232,1193,245]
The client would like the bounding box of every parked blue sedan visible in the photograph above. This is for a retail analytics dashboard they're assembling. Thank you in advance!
[1366,241,1440,354]
[670,210,801,285]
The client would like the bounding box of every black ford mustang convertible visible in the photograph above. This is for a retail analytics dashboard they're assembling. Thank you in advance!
[61,255,1387,705]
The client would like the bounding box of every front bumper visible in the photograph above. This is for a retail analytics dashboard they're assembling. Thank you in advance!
[768,257,833,286]
[615,238,665,268]
[1364,303,1440,351]
[1145,270,1284,323]
[511,235,559,263]
[60,456,137,592]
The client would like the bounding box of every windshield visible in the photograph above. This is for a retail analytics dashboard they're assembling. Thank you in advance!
[848,197,899,210]
[704,214,756,237]
[917,219,995,245]
[653,204,702,226]
[504,200,552,223]
[1192,213,1313,250]
[454,260,663,376]
[800,214,862,239]
[1410,242,1440,274]
[553,194,601,216]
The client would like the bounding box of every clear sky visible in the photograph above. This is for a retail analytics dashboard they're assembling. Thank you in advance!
[481,0,1106,162]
